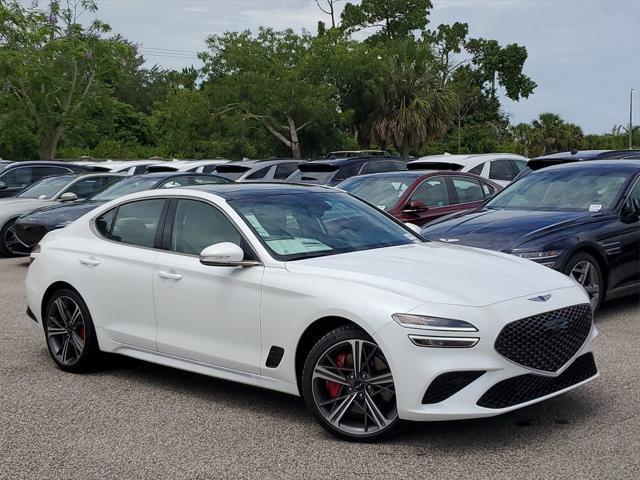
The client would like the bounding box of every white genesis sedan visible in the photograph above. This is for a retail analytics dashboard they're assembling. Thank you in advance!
[25,184,598,441]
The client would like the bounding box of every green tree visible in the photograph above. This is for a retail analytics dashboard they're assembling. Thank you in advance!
[0,0,134,159]
[341,0,432,41]
[200,28,343,159]
[365,38,456,156]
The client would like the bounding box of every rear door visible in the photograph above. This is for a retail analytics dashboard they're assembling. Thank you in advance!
[77,198,168,350]
[448,176,489,212]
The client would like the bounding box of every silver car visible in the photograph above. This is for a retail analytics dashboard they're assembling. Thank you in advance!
[0,173,124,256]
[213,159,301,182]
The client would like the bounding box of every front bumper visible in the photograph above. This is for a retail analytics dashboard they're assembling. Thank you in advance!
[375,287,598,421]
[13,221,49,248]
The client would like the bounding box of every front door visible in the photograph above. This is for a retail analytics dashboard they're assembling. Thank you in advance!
[153,198,264,373]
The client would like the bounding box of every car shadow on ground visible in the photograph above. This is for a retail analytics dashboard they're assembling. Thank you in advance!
[87,343,602,447]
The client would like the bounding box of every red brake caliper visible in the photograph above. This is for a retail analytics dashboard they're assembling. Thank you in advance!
[326,352,347,399]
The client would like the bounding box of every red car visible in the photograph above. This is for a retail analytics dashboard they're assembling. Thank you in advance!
[336,170,502,226]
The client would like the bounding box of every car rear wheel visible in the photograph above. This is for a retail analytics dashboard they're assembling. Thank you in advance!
[0,219,30,257]
[565,253,604,312]
[44,289,100,372]
[302,326,401,441]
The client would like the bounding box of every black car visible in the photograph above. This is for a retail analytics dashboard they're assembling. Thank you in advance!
[421,160,640,310]
[514,149,640,182]
[0,161,91,198]
[14,172,232,249]
[286,156,407,185]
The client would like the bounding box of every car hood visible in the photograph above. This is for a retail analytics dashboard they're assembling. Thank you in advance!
[285,242,575,307]
[421,208,591,252]
[17,200,105,226]
[0,198,54,219]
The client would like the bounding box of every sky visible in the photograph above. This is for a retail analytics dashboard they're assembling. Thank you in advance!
[67,0,640,133]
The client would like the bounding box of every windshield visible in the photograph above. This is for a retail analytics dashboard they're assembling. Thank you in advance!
[17,175,75,199]
[338,175,413,210]
[91,176,159,202]
[487,168,630,211]
[230,191,421,261]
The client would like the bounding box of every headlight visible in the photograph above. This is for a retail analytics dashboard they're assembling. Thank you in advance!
[513,249,563,267]
[392,314,478,332]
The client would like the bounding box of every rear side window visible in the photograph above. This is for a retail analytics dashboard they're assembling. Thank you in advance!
[360,162,390,175]
[96,199,165,248]
[274,163,299,180]
[512,159,527,173]
[489,160,517,181]
[171,199,242,255]
[452,178,485,204]
[246,167,270,180]
[334,164,361,181]
[468,162,485,175]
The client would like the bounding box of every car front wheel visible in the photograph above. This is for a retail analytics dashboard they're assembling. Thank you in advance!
[565,252,604,311]
[302,325,401,441]
[0,219,30,257]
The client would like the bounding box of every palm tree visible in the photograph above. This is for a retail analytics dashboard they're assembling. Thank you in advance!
[366,39,456,156]
[532,112,564,154]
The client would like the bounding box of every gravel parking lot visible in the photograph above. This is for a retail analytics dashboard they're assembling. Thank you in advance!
[1,257,639,480]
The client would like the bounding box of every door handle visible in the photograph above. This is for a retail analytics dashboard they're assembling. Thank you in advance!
[158,271,183,281]
[79,257,100,267]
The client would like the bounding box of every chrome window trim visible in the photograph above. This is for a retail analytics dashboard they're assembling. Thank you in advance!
[89,195,265,265]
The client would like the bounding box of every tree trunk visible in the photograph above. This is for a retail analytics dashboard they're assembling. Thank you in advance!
[38,125,64,160]
[287,114,302,159]
[401,143,410,158]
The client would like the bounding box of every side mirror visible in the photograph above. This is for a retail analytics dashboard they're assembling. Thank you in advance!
[402,200,429,213]
[60,192,78,202]
[199,242,260,267]
[404,222,423,235]
[0,181,7,190]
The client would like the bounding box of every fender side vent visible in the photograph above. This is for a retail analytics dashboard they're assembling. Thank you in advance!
[265,346,285,368]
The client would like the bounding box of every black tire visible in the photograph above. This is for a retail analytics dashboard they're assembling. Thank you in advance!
[43,288,100,373]
[0,219,28,257]
[564,252,604,312]
[302,325,402,442]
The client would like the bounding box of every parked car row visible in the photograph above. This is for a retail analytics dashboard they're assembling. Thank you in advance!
[6,148,639,442]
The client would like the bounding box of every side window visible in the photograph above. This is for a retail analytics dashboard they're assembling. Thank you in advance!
[389,161,407,171]
[411,177,451,207]
[489,160,517,181]
[202,165,218,174]
[171,200,242,255]
[159,176,193,189]
[0,167,32,188]
[334,164,361,181]
[512,159,527,173]
[627,178,640,205]
[360,162,390,175]
[31,166,70,182]
[481,182,497,197]
[274,163,298,180]
[468,162,485,175]
[65,177,114,199]
[452,177,485,204]
[192,175,227,185]
[99,199,165,248]
[246,167,270,180]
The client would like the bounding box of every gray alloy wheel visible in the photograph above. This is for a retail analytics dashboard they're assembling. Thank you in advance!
[46,296,86,366]
[303,327,400,441]
[0,220,30,257]
[44,289,99,372]
[565,253,603,311]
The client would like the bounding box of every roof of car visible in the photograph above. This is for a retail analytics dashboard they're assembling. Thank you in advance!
[307,156,405,166]
[187,182,336,200]
[129,171,219,180]
[0,161,88,171]
[411,153,526,164]
[538,159,640,173]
